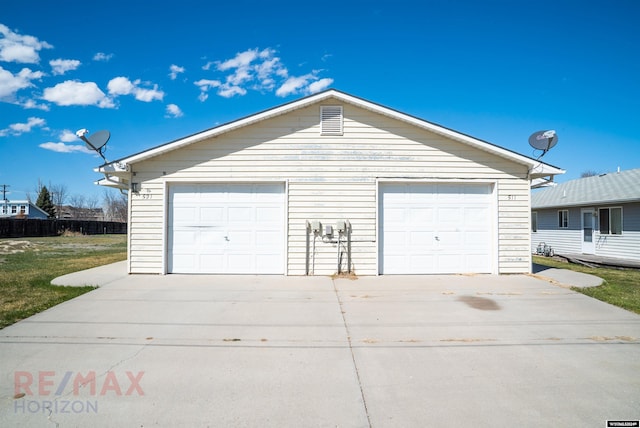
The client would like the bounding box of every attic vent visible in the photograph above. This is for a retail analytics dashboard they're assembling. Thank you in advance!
[320,105,343,135]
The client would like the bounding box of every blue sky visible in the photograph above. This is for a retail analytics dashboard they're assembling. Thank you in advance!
[1,0,639,204]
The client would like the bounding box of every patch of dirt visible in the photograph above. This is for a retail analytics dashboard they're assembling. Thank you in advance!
[588,336,636,342]
[362,338,380,344]
[0,240,37,254]
[331,272,358,280]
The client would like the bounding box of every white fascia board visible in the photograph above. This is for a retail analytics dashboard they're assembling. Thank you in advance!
[529,162,565,178]
[95,162,130,175]
[531,177,559,189]
[95,175,128,189]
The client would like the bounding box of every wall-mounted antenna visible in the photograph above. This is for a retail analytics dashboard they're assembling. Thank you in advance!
[528,130,558,159]
[76,129,110,162]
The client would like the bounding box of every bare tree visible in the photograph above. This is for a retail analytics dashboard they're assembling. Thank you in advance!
[49,183,68,217]
[85,194,100,210]
[68,194,86,208]
[103,190,128,222]
[581,170,600,178]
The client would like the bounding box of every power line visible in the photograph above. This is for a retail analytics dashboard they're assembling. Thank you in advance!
[1,184,9,201]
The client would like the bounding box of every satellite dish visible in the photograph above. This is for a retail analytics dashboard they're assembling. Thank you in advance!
[76,128,110,162]
[528,130,558,153]
[87,130,110,151]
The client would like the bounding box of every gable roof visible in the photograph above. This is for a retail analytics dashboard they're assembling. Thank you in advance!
[97,89,564,183]
[532,168,640,209]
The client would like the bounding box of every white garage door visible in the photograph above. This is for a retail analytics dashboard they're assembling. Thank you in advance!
[380,183,493,274]
[168,183,285,274]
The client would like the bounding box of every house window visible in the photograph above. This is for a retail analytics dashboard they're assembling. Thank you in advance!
[558,210,568,228]
[20,205,26,214]
[320,105,343,135]
[11,205,17,214]
[532,212,538,232]
[599,207,623,235]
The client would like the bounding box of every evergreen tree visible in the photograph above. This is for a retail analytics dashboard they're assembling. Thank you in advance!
[36,186,56,218]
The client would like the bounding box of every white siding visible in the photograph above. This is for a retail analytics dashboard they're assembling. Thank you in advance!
[128,101,531,275]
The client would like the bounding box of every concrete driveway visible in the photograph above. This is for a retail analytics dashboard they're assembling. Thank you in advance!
[1,272,639,427]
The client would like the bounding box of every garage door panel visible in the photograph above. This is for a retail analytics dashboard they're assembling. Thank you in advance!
[465,231,490,247]
[258,206,283,222]
[438,231,461,247]
[409,207,433,224]
[172,229,197,245]
[410,231,434,246]
[200,254,225,271]
[169,183,285,274]
[174,207,197,223]
[201,207,224,223]
[381,183,493,274]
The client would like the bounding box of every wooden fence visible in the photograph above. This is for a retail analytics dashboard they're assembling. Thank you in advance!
[0,219,127,238]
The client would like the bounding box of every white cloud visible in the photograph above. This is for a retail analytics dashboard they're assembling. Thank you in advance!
[10,117,45,134]
[0,117,46,137]
[50,58,81,75]
[107,76,135,95]
[194,79,221,102]
[0,66,45,99]
[42,80,115,108]
[133,84,164,102]
[59,129,77,143]
[0,24,53,63]
[194,79,221,90]
[218,85,246,98]
[276,73,333,97]
[19,98,50,110]
[107,76,164,102]
[39,142,93,154]
[165,103,183,118]
[169,64,185,80]
[276,74,314,97]
[93,52,113,62]
[217,49,259,71]
[196,47,332,99]
[308,78,334,94]
[197,48,299,99]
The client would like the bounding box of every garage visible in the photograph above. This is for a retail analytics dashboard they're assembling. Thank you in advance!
[168,183,285,274]
[379,182,494,274]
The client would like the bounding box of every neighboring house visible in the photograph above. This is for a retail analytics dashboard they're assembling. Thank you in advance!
[58,206,105,221]
[96,89,563,275]
[0,200,50,219]
[531,168,640,262]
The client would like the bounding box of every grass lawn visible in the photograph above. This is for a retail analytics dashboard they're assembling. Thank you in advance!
[0,234,127,329]
[533,255,640,315]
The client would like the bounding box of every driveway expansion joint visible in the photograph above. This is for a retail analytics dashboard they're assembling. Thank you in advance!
[331,278,372,428]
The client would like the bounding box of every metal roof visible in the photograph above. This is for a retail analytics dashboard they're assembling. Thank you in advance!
[532,168,640,208]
